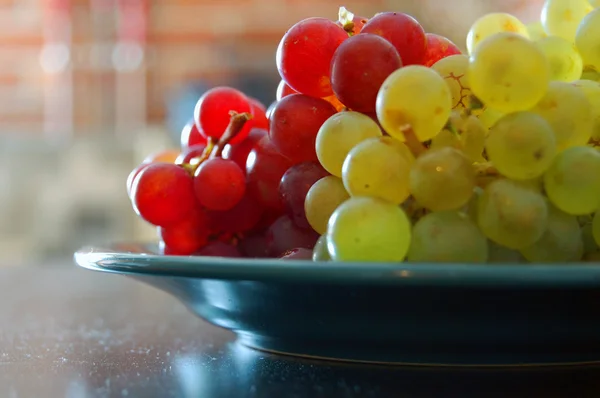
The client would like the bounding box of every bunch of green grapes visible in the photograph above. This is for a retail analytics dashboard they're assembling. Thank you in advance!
[466,12,529,54]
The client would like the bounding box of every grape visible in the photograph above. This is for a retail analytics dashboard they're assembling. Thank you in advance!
[543,146,600,215]
[581,69,600,82]
[423,33,461,67]
[246,136,294,211]
[361,12,427,65]
[316,111,383,177]
[276,17,348,98]
[581,221,599,255]
[279,162,329,229]
[269,94,337,163]
[158,209,210,255]
[313,235,331,261]
[126,163,151,198]
[431,111,487,163]
[327,197,411,262]
[280,248,313,260]
[194,87,252,144]
[175,144,207,165]
[542,0,592,42]
[477,179,548,249]
[342,136,413,204]
[207,192,264,234]
[194,158,245,211]
[571,79,600,140]
[222,128,267,174]
[266,101,277,120]
[304,176,349,235]
[407,211,488,263]
[520,205,583,262]
[477,107,505,129]
[196,241,242,258]
[486,112,556,180]
[330,33,402,113]
[376,65,452,142]
[593,212,600,246]
[530,81,593,150]
[430,55,473,111]
[180,120,207,150]
[143,150,179,164]
[409,147,475,211]
[488,241,524,264]
[238,233,270,258]
[248,97,269,131]
[466,12,529,54]
[576,9,600,75]
[468,32,550,113]
[535,36,583,82]
[526,21,548,41]
[276,80,298,101]
[266,215,319,257]
[131,163,197,227]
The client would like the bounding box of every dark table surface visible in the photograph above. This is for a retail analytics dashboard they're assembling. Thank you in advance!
[2,265,600,398]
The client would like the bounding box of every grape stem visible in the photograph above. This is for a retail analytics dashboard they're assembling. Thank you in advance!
[401,125,427,157]
[473,162,499,187]
[210,111,253,158]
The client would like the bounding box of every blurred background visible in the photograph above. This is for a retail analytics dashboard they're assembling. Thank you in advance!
[0,0,543,266]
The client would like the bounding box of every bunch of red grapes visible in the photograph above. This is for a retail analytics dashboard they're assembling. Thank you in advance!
[127,8,460,260]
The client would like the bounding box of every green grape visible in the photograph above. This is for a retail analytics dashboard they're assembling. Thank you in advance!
[327,196,411,262]
[304,176,349,235]
[376,65,452,142]
[466,12,529,54]
[541,0,593,42]
[535,36,583,82]
[477,178,548,249]
[431,111,487,162]
[342,136,413,204]
[486,112,556,180]
[465,186,483,224]
[576,9,600,74]
[527,21,548,41]
[530,81,593,150]
[581,222,599,255]
[543,146,600,215]
[520,205,583,262]
[581,68,600,82]
[571,79,600,140]
[312,235,331,261]
[593,211,600,246]
[407,211,488,263]
[431,55,474,112]
[316,111,382,177]
[477,107,504,129]
[409,147,475,211]
[468,32,550,113]
[488,240,524,264]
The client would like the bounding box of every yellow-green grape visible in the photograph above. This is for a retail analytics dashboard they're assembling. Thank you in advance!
[488,241,525,264]
[466,12,529,54]
[465,186,483,224]
[571,79,600,140]
[342,136,413,204]
[535,36,583,82]
[477,179,548,249]
[576,9,600,73]
[543,146,600,215]
[312,235,331,262]
[327,196,411,262]
[581,221,599,255]
[519,205,583,262]
[407,211,488,263]
[315,111,382,177]
[376,65,452,142]
[431,111,487,162]
[530,81,593,150]
[541,0,592,42]
[468,32,550,113]
[527,21,548,41]
[409,147,475,211]
[477,107,504,129]
[593,211,600,245]
[431,55,473,111]
[582,68,600,82]
[304,176,349,235]
[486,112,556,180]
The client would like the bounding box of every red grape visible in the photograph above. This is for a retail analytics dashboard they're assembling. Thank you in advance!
[158,209,210,255]
[269,94,337,163]
[222,128,267,174]
[195,240,242,258]
[423,33,462,67]
[246,136,294,211]
[280,248,313,260]
[194,158,245,211]
[361,12,427,66]
[126,163,151,198]
[207,192,264,234]
[131,163,196,227]
[175,144,207,165]
[194,87,252,144]
[276,17,348,98]
[266,215,319,257]
[331,33,402,113]
[238,233,271,258]
[276,80,298,101]
[248,97,269,131]
[143,149,179,164]
[180,120,207,150]
[279,162,329,229]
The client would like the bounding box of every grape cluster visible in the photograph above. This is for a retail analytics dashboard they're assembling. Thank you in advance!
[128,3,600,264]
